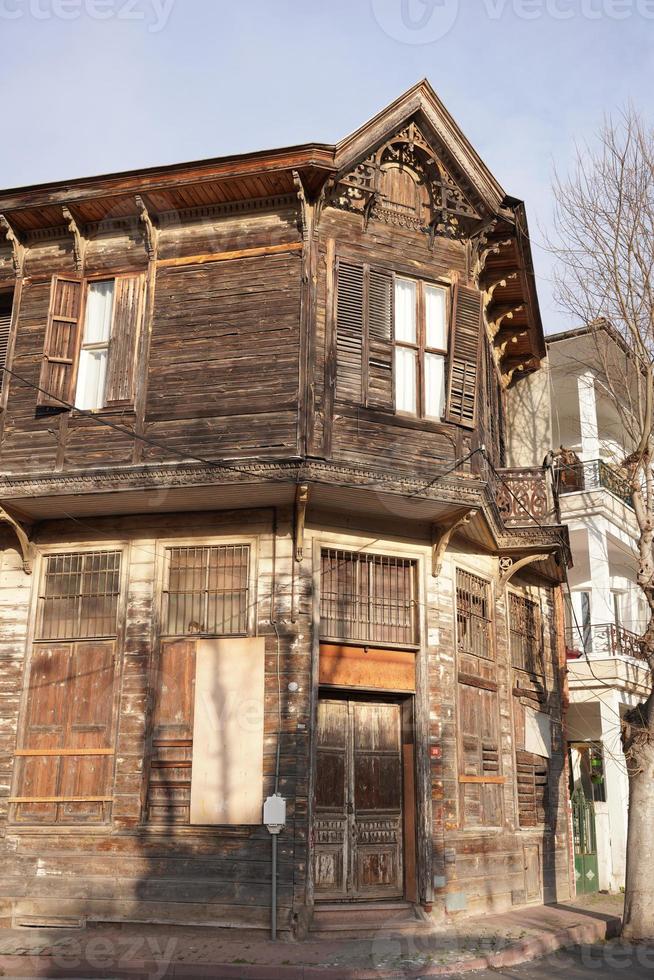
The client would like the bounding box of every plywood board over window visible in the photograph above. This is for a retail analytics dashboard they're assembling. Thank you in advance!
[190,637,265,825]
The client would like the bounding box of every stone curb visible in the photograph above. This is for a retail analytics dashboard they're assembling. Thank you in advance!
[0,913,622,979]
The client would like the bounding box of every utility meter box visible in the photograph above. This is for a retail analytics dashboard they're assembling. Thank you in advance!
[263,794,286,834]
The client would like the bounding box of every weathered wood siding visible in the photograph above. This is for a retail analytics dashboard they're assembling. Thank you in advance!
[0,206,303,473]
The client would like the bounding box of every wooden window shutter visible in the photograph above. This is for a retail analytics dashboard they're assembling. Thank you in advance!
[0,304,12,394]
[106,274,145,405]
[366,268,393,410]
[336,261,364,404]
[37,276,84,407]
[459,683,503,828]
[445,283,484,428]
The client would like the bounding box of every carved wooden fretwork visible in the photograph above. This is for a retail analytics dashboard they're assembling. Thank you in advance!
[294,483,310,562]
[136,195,159,262]
[0,505,35,574]
[0,214,26,277]
[330,120,481,240]
[498,553,552,591]
[354,818,400,844]
[431,509,476,577]
[62,206,87,275]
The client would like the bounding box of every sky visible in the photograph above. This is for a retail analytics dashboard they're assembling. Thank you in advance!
[1,0,653,331]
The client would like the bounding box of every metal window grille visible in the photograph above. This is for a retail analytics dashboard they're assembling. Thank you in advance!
[163,545,250,636]
[320,549,417,646]
[456,569,492,659]
[37,550,122,640]
[509,593,543,674]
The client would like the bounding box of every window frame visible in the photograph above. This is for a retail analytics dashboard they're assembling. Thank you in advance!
[393,274,450,422]
[160,542,254,639]
[455,565,494,662]
[319,545,419,650]
[508,590,544,676]
[40,270,144,415]
[74,278,116,412]
[10,544,128,830]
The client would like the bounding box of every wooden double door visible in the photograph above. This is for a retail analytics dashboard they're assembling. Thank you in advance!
[313,696,413,902]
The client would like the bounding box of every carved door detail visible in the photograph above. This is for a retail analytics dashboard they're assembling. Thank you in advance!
[314,698,404,901]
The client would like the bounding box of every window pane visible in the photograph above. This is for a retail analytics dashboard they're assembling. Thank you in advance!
[425,352,446,419]
[83,280,114,344]
[394,278,416,344]
[425,285,448,350]
[394,346,417,414]
[75,348,108,410]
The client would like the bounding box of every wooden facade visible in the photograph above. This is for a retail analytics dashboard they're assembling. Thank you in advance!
[0,82,572,935]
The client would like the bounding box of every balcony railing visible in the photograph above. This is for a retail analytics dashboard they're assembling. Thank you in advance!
[555,459,633,509]
[492,467,550,527]
[565,623,648,662]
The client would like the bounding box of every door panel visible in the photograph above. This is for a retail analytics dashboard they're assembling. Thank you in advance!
[314,697,404,901]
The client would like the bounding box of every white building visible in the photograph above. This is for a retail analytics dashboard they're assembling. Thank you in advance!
[547,325,650,894]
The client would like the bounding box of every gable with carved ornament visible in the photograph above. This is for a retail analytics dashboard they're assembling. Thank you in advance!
[329,120,482,239]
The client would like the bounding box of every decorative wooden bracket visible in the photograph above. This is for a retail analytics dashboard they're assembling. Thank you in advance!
[498,553,551,591]
[136,195,159,261]
[431,510,476,578]
[294,483,310,562]
[482,271,518,306]
[500,355,540,389]
[472,233,510,283]
[487,301,526,340]
[0,213,26,277]
[0,505,35,574]
[62,206,87,275]
[314,176,335,228]
[292,171,311,242]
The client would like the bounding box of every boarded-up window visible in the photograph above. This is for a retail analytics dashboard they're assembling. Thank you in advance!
[458,682,503,828]
[12,550,121,825]
[509,594,543,674]
[516,750,549,827]
[456,569,492,660]
[320,549,417,646]
[36,550,122,641]
[162,545,250,636]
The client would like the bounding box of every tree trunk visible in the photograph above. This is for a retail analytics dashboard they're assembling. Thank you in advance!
[622,702,654,940]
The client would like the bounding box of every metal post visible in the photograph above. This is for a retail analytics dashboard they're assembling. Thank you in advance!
[271,833,278,941]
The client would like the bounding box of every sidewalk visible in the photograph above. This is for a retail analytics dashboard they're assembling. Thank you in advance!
[0,894,623,979]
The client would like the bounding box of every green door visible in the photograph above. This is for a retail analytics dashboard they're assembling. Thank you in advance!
[572,789,599,894]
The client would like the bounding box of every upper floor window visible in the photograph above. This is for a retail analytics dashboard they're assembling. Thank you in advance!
[456,568,493,660]
[162,545,250,636]
[37,274,145,412]
[336,260,482,428]
[394,277,448,419]
[320,548,418,646]
[0,288,14,395]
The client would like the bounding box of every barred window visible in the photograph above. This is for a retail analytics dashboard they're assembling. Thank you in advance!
[163,545,250,636]
[509,593,543,674]
[456,569,492,659]
[36,551,122,640]
[320,549,417,646]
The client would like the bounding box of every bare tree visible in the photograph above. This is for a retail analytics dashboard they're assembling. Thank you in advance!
[551,108,654,940]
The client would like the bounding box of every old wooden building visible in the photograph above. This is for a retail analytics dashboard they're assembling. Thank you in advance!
[0,81,572,935]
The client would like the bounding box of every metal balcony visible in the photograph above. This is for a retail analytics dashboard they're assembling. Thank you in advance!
[555,459,633,509]
[565,623,647,662]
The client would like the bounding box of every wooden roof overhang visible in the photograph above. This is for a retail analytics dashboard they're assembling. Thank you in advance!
[0,82,545,382]
[0,459,568,582]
